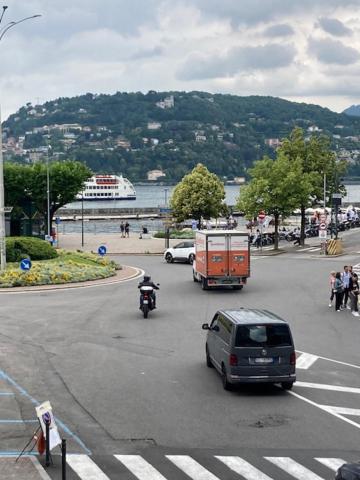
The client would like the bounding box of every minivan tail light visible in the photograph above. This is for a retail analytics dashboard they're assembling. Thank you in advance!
[290,352,296,365]
[229,354,238,366]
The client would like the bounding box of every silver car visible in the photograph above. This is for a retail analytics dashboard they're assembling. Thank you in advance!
[202,308,296,391]
[164,241,195,264]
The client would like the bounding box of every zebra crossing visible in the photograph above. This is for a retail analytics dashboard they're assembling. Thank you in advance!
[52,453,352,479]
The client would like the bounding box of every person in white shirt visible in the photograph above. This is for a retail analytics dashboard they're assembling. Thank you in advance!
[341,266,351,309]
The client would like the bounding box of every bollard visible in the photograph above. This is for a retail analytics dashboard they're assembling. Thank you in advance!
[45,421,50,467]
[61,439,66,480]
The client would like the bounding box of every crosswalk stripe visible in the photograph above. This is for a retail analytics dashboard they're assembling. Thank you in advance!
[296,353,319,369]
[216,456,273,480]
[265,457,325,479]
[67,455,110,480]
[315,458,346,471]
[115,455,167,480]
[320,405,360,416]
[167,455,220,479]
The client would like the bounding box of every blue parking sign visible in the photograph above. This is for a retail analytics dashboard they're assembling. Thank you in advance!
[20,258,32,271]
[98,245,107,256]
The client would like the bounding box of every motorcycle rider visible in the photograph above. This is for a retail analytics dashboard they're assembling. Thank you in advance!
[138,274,159,309]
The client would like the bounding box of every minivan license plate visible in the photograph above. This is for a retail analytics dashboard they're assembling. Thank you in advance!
[254,357,273,364]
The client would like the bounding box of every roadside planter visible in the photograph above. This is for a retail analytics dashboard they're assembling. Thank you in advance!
[0,251,119,288]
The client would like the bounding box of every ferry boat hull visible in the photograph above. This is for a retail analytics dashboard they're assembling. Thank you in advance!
[76,174,136,201]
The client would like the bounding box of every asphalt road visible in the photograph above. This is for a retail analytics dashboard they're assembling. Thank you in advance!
[0,247,360,479]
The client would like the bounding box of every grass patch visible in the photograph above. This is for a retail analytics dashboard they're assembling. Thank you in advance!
[0,250,120,288]
[153,229,195,239]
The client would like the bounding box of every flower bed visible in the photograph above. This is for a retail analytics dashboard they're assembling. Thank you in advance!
[0,250,119,288]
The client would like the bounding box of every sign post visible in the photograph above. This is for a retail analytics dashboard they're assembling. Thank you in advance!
[319,212,328,255]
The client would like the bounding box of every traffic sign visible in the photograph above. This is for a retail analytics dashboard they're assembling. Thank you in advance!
[98,245,107,256]
[20,258,32,271]
[319,230,327,239]
[55,217,61,225]
[258,211,266,220]
[319,222,327,230]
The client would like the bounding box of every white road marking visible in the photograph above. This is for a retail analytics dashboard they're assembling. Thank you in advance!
[289,390,360,430]
[167,455,221,479]
[216,456,273,480]
[30,457,52,480]
[295,381,360,394]
[296,247,314,252]
[67,455,110,480]
[319,405,360,416]
[115,455,167,480]
[296,350,360,370]
[315,458,346,471]
[265,457,325,479]
[309,247,321,252]
[296,353,319,369]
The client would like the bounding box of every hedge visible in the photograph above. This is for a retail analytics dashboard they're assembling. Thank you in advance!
[153,230,195,239]
[6,237,58,262]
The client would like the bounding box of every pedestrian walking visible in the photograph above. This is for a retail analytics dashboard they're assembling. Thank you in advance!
[341,265,351,309]
[349,272,359,317]
[329,271,336,308]
[125,221,130,238]
[120,221,125,238]
[334,272,344,312]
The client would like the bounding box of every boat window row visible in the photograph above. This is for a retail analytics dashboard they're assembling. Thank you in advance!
[84,192,116,197]
[88,185,119,190]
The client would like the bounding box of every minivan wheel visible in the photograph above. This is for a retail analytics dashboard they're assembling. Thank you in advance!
[281,382,294,390]
[206,345,213,368]
[221,365,232,391]
[165,253,173,263]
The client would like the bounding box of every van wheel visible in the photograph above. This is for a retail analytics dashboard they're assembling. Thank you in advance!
[281,382,294,390]
[206,345,213,368]
[201,278,208,290]
[232,285,243,290]
[193,271,198,282]
[221,365,232,391]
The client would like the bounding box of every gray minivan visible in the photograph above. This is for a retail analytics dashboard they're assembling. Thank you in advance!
[202,308,296,391]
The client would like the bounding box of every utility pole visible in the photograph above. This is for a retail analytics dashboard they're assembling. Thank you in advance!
[0,108,6,270]
[0,6,41,270]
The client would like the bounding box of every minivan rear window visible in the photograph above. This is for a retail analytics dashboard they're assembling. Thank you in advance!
[235,324,292,347]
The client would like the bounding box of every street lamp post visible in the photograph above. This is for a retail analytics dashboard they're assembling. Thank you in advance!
[0,6,41,270]
[81,191,84,248]
[46,145,51,238]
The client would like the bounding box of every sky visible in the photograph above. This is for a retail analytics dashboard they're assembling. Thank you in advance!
[1,0,360,119]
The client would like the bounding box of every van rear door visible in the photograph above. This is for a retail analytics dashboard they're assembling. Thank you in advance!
[233,324,295,377]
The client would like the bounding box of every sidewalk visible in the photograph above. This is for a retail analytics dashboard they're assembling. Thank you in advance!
[57,232,179,254]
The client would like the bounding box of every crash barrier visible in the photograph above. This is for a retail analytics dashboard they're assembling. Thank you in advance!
[326,239,343,256]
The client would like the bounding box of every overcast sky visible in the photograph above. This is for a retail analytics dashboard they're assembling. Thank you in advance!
[0,0,360,119]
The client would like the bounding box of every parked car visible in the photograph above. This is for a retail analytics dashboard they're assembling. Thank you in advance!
[335,462,360,479]
[164,241,195,264]
[202,308,296,391]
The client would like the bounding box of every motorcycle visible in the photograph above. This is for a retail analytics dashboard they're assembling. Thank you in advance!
[139,285,159,318]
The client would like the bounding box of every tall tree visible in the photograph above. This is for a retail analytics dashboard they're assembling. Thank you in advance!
[278,127,347,245]
[170,163,225,227]
[4,161,91,232]
[237,153,312,249]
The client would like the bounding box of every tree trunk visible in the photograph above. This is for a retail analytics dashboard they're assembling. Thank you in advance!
[274,213,279,250]
[300,205,306,246]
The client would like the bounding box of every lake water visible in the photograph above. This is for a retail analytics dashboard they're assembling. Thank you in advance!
[58,183,360,235]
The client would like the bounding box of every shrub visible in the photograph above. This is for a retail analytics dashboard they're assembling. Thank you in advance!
[6,237,58,262]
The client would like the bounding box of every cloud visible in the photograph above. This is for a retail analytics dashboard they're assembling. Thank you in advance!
[309,37,360,65]
[318,17,352,36]
[130,46,164,60]
[263,24,295,37]
[177,44,296,80]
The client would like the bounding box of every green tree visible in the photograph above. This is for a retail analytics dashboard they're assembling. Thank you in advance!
[170,163,225,227]
[5,161,91,232]
[29,160,91,229]
[237,153,312,249]
[278,127,347,245]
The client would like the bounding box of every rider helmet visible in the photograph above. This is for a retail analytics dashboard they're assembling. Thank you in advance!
[143,275,151,282]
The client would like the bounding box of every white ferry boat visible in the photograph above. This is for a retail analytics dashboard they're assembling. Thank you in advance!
[76,175,136,200]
